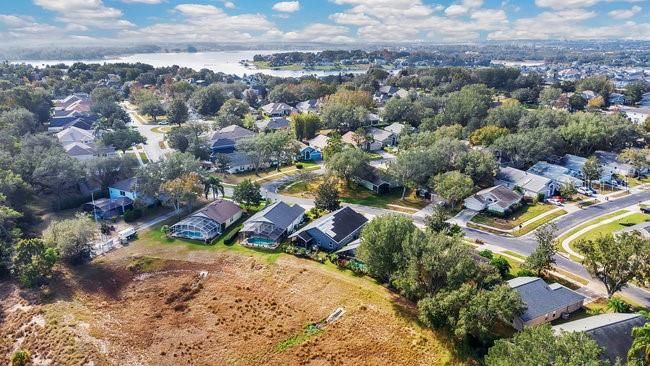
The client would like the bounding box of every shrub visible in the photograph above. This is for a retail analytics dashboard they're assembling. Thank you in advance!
[479,249,494,259]
[222,228,241,245]
[123,208,143,222]
[516,268,536,277]
[296,163,304,169]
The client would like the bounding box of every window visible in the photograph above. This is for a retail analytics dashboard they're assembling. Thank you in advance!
[120,191,126,196]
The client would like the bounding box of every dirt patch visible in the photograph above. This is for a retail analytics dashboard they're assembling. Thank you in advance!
[1,252,465,366]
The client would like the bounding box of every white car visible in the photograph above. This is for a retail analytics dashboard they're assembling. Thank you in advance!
[577,187,596,196]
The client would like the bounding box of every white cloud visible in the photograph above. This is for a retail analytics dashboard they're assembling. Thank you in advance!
[121,0,163,4]
[534,0,598,9]
[272,1,300,13]
[283,23,354,43]
[445,5,469,16]
[608,5,642,19]
[33,0,134,29]
[223,1,236,9]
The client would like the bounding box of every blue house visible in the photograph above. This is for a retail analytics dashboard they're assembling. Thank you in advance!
[289,207,368,252]
[297,143,322,161]
[108,177,156,206]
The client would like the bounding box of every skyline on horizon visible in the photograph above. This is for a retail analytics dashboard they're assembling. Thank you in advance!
[0,0,649,48]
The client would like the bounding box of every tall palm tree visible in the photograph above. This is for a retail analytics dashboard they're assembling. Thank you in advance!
[629,311,650,364]
[203,175,225,200]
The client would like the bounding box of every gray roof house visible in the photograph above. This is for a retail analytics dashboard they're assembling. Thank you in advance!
[289,206,368,252]
[241,201,305,247]
[507,277,586,330]
[495,166,556,198]
[296,99,321,113]
[255,117,290,132]
[463,185,523,214]
[383,122,409,136]
[528,161,584,188]
[369,127,396,147]
[207,125,255,153]
[170,200,243,242]
[553,313,648,363]
[261,102,295,117]
[308,134,330,151]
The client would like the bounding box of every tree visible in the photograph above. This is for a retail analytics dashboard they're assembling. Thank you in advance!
[435,84,493,132]
[469,125,509,146]
[102,128,147,153]
[569,94,587,111]
[325,89,373,109]
[381,97,425,126]
[461,149,499,187]
[322,132,343,160]
[43,214,96,264]
[629,310,650,364]
[485,103,527,130]
[388,148,431,199]
[576,232,650,298]
[485,325,605,366]
[161,225,170,239]
[357,215,419,283]
[581,156,602,189]
[424,205,452,233]
[216,98,249,128]
[167,99,189,126]
[525,223,557,276]
[538,87,562,107]
[31,152,84,208]
[606,297,631,313]
[314,180,340,212]
[290,113,320,141]
[233,179,262,208]
[576,76,614,99]
[587,95,605,111]
[625,81,650,105]
[490,256,511,279]
[160,173,203,212]
[214,153,230,173]
[190,84,226,116]
[12,238,58,287]
[418,283,524,340]
[320,102,368,132]
[0,108,39,137]
[85,155,138,191]
[559,182,577,199]
[203,175,225,200]
[139,98,165,123]
[620,148,650,173]
[430,171,473,209]
[166,131,189,152]
[326,148,369,186]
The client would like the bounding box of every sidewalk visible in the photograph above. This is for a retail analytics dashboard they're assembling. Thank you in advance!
[560,209,636,259]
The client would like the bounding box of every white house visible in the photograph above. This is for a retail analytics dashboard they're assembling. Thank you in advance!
[464,185,523,214]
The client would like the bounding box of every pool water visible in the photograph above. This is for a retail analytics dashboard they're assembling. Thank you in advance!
[246,237,275,246]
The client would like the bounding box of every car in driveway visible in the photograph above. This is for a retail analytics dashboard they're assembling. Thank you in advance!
[547,196,565,206]
[577,187,596,196]
[641,206,650,214]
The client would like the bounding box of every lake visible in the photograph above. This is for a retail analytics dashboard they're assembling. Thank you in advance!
[15,50,366,78]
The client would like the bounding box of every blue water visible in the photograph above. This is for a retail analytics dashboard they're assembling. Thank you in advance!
[247,237,274,246]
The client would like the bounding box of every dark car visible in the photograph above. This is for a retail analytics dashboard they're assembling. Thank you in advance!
[641,207,650,214]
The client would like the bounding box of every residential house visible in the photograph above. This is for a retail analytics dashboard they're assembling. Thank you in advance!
[255,117,290,132]
[82,197,133,220]
[383,122,410,137]
[296,99,321,113]
[369,127,396,148]
[109,177,155,205]
[308,134,330,151]
[241,201,305,247]
[608,93,626,105]
[595,150,638,179]
[463,185,523,214]
[207,125,256,153]
[366,113,381,125]
[495,166,556,198]
[170,200,242,242]
[353,165,401,194]
[56,127,115,161]
[222,151,271,174]
[553,313,648,363]
[56,126,94,145]
[527,161,584,189]
[378,85,399,96]
[507,277,586,330]
[289,206,368,252]
[260,102,295,117]
[580,90,598,101]
[342,130,382,151]
[49,93,96,132]
[297,142,322,161]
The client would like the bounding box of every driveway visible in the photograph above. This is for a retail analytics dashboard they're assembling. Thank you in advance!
[122,102,170,162]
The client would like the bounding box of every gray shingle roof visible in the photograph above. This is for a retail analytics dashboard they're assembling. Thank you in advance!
[110,177,138,192]
[246,201,304,230]
[194,199,242,224]
[507,277,586,322]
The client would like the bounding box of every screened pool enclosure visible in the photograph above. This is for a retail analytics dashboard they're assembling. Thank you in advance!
[170,214,222,242]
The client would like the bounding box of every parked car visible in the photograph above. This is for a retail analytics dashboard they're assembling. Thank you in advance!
[547,196,565,206]
[577,187,596,196]
[158,120,169,125]
[641,206,650,214]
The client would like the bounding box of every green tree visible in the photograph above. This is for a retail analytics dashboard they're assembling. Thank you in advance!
[216,98,249,128]
[0,108,39,137]
[139,98,165,123]
[160,173,203,212]
[430,171,474,209]
[629,310,650,364]
[576,232,650,298]
[485,103,527,130]
[43,213,96,264]
[538,87,562,107]
[625,81,650,105]
[469,125,509,146]
[582,156,602,189]
[202,175,225,200]
[490,256,511,279]
[461,149,499,187]
[314,180,340,212]
[524,223,557,276]
[102,128,147,153]
[10,349,31,366]
[322,132,343,160]
[606,297,631,313]
[320,102,368,132]
[291,113,320,140]
[357,215,419,283]
[435,84,493,132]
[424,205,452,233]
[569,93,587,111]
[381,97,425,126]
[485,325,605,366]
[326,148,369,186]
[31,152,83,209]
[388,148,431,199]
[576,76,614,99]
[233,179,262,208]
[167,98,189,126]
[12,238,58,287]
[559,182,577,199]
[190,84,226,116]
[85,155,138,191]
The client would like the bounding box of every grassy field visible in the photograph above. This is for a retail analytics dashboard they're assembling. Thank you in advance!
[151,126,173,134]
[282,176,429,212]
[556,210,629,251]
[471,203,556,231]
[221,162,320,185]
[570,212,650,245]
[513,209,567,236]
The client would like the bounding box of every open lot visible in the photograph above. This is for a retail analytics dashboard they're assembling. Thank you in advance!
[0,229,465,366]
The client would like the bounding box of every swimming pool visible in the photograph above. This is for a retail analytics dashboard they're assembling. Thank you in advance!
[245,237,276,248]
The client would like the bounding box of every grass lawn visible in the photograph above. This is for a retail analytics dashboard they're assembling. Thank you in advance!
[570,212,650,246]
[221,162,320,185]
[138,151,149,164]
[151,126,172,134]
[471,203,555,231]
[282,176,429,212]
[512,209,567,236]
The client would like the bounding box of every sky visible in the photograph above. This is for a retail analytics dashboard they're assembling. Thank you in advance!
[0,0,649,46]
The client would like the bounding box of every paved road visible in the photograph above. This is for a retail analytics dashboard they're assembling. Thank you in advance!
[122,102,169,162]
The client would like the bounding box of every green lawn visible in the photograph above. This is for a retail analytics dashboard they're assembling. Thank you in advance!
[221,162,320,185]
[556,210,629,248]
[570,213,650,245]
[471,203,555,231]
[513,209,567,236]
[138,151,149,164]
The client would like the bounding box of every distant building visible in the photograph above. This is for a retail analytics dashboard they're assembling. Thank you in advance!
[553,313,648,363]
[260,102,295,117]
[296,99,321,113]
[353,165,401,194]
[207,125,256,153]
[297,142,322,161]
[307,134,330,151]
[507,277,586,330]
[255,117,290,132]
[495,166,556,198]
[527,161,584,188]
[464,185,523,214]
[109,177,155,205]
[289,206,368,252]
